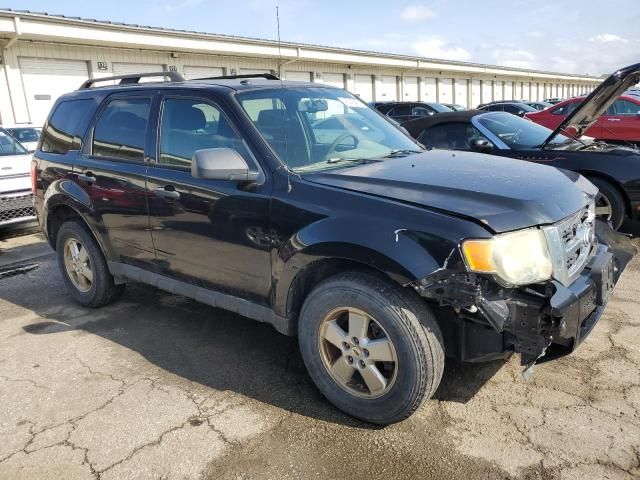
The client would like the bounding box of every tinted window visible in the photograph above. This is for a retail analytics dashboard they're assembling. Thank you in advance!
[609,99,640,115]
[159,98,250,167]
[41,99,95,154]
[389,105,411,117]
[412,105,434,117]
[485,104,503,112]
[417,123,488,150]
[93,98,150,162]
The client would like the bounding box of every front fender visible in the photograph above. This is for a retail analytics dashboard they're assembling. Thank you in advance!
[272,215,460,317]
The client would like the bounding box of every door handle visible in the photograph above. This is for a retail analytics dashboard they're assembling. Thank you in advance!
[77,172,96,184]
[607,118,621,122]
[154,186,181,200]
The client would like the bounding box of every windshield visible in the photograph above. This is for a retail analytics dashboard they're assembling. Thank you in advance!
[7,127,40,143]
[237,87,422,172]
[476,112,572,149]
[0,128,28,156]
[428,103,453,113]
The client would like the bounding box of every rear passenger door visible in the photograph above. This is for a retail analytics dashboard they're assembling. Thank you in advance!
[74,93,156,265]
[145,94,273,304]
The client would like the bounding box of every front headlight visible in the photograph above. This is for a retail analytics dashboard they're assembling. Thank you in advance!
[461,229,553,286]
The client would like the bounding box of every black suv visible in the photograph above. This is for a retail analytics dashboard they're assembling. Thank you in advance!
[32,72,635,425]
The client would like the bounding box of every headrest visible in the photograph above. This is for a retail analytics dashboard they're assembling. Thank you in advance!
[165,102,206,131]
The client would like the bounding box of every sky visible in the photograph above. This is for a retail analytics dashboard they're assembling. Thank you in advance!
[5,0,640,76]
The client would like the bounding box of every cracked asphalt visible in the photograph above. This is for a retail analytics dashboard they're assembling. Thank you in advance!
[1,232,639,479]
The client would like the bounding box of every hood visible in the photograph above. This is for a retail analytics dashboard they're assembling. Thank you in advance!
[542,62,640,148]
[304,151,596,233]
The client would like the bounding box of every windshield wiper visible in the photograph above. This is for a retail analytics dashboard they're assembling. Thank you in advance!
[379,149,424,158]
[294,157,382,173]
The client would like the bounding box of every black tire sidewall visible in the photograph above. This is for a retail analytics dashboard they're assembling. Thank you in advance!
[56,220,118,307]
[298,273,442,424]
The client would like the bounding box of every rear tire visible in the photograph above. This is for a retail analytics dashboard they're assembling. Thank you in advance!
[587,177,625,230]
[298,272,444,425]
[56,220,125,307]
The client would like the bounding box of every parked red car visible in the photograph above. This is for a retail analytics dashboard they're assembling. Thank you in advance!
[525,94,640,145]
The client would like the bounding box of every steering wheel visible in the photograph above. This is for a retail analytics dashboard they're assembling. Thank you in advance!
[324,133,359,161]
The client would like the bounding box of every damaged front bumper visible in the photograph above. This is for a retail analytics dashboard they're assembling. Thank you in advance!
[414,222,636,367]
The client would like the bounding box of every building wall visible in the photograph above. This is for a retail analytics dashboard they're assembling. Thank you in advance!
[0,40,599,125]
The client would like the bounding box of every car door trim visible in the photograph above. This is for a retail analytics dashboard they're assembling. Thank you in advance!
[107,261,293,335]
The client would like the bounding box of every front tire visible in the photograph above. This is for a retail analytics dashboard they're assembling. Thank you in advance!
[56,220,125,307]
[587,177,625,230]
[298,272,444,425]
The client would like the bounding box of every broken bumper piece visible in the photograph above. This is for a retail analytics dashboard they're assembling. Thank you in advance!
[414,224,636,367]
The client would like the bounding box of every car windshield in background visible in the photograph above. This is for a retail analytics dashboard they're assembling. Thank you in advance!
[0,128,28,155]
[7,127,40,144]
[476,112,572,149]
[429,103,454,113]
[237,87,421,172]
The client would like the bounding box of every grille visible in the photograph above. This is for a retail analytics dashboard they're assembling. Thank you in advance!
[544,201,596,287]
[0,191,36,226]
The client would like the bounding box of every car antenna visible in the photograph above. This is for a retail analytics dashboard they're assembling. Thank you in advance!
[276,5,292,193]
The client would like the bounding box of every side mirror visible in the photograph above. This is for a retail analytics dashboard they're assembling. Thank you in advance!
[517,110,526,117]
[191,148,259,182]
[469,138,493,153]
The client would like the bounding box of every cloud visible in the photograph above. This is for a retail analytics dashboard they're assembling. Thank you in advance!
[413,37,471,61]
[589,34,628,43]
[492,48,536,69]
[400,5,436,22]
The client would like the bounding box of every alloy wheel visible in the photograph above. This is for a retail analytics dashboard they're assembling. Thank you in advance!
[595,192,612,222]
[318,307,398,399]
[63,238,94,293]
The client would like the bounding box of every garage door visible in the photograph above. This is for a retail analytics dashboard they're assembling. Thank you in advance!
[421,78,437,102]
[184,66,224,80]
[402,76,419,101]
[321,73,345,89]
[113,62,163,79]
[493,82,503,101]
[454,79,468,108]
[352,74,373,102]
[285,71,311,82]
[378,76,397,101]
[437,78,453,103]
[481,80,492,104]
[504,81,513,100]
[471,80,481,108]
[19,57,89,126]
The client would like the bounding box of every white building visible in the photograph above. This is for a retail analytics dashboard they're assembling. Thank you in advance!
[0,9,602,126]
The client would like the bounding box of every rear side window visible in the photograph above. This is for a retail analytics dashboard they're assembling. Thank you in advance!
[92,98,151,162]
[551,102,578,116]
[41,99,95,154]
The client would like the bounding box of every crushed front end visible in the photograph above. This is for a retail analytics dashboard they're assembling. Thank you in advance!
[412,204,636,369]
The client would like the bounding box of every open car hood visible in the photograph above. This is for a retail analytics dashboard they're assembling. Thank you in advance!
[542,62,640,148]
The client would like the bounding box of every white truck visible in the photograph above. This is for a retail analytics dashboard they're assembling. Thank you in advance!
[0,127,36,228]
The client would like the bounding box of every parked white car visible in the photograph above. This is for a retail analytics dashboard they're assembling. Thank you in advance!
[2,124,41,152]
[0,128,36,228]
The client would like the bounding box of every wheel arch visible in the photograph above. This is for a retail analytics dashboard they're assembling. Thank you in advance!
[576,170,630,218]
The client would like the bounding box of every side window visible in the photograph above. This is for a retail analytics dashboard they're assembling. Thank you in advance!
[412,106,433,117]
[551,102,578,116]
[41,99,95,154]
[486,104,503,112]
[389,105,411,117]
[159,98,250,167]
[611,100,640,115]
[417,123,483,150]
[93,98,150,162]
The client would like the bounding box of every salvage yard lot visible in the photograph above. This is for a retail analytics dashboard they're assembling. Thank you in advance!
[1,232,639,480]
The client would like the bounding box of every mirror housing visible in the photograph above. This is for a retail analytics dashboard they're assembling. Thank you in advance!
[469,138,493,153]
[191,148,259,182]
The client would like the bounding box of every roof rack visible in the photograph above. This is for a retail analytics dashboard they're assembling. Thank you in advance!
[79,71,185,89]
[192,73,280,81]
